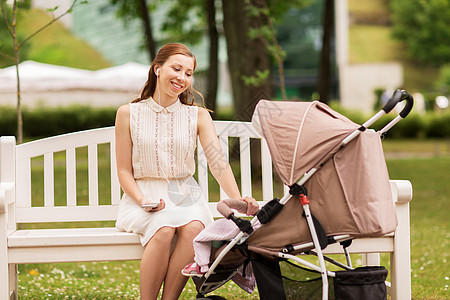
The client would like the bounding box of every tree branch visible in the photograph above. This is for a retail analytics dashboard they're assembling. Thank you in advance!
[1,0,13,36]
[17,0,78,49]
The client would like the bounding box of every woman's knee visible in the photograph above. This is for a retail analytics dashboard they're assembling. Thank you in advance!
[178,221,204,239]
[149,226,176,245]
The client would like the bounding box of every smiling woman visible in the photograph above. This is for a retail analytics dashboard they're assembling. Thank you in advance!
[113,43,258,300]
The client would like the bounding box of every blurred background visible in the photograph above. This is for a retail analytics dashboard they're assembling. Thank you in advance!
[1,0,449,119]
[1,1,449,299]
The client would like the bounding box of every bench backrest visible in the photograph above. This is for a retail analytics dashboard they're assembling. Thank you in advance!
[8,121,275,225]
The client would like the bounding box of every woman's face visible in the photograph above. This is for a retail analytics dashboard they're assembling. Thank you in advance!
[157,54,195,99]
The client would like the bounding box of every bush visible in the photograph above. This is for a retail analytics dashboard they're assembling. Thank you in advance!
[1,105,117,139]
[330,103,450,139]
[425,112,450,138]
[1,105,449,140]
[0,106,18,136]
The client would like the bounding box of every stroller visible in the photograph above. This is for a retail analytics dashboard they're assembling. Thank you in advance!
[189,89,414,300]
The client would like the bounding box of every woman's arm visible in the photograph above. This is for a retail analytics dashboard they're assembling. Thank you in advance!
[197,108,258,215]
[115,104,164,211]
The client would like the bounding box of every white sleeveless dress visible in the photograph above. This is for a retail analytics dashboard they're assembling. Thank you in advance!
[116,98,213,246]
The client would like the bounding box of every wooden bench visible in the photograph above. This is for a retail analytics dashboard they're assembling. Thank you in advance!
[0,121,412,299]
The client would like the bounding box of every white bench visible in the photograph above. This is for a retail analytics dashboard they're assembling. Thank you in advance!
[0,121,412,300]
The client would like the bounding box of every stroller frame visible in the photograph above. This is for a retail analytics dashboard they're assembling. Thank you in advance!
[197,90,414,300]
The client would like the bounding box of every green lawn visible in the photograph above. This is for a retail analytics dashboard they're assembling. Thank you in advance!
[16,139,450,299]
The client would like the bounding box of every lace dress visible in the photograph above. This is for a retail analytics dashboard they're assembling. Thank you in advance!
[116,98,213,246]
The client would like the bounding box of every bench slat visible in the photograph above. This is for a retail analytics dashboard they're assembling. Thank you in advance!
[66,148,77,206]
[110,142,121,205]
[15,127,115,159]
[88,144,99,206]
[44,153,54,207]
[15,158,31,208]
[8,227,139,247]
[214,121,262,138]
[16,206,118,223]
[261,138,273,201]
[197,141,208,201]
[9,244,143,264]
[219,135,228,200]
[240,136,252,198]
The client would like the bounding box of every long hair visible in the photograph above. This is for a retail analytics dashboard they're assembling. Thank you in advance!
[132,43,203,106]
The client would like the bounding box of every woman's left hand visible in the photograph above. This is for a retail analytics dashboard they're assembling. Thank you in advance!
[242,196,259,216]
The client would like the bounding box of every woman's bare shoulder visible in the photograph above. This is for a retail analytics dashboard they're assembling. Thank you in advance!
[117,103,130,114]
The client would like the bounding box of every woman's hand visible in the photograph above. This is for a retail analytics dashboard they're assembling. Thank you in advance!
[141,199,165,212]
[242,196,259,216]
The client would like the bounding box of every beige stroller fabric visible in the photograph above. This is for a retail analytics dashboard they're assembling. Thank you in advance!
[249,100,398,250]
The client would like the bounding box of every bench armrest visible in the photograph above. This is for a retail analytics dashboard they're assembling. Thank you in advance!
[390,180,413,204]
[0,182,15,213]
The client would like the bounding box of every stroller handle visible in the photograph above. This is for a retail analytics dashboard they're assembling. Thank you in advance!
[382,89,414,118]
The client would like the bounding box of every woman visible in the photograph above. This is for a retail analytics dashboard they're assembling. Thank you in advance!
[115,43,259,300]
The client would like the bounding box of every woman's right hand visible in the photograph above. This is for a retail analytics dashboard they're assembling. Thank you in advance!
[141,199,165,212]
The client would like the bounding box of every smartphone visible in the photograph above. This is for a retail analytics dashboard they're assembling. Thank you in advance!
[142,202,159,208]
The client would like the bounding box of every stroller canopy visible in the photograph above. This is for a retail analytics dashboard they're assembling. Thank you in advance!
[250,100,397,243]
[252,100,359,186]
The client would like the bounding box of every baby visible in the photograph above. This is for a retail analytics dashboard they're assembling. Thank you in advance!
[182,198,259,277]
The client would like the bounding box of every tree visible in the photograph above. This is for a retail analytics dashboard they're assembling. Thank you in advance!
[222,0,272,121]
[391,0,450,66]
[0,2,30,67]
[1,0,82,143]
[109,0,157,62]
[0,4,15,66]
[222,0,310,120]
[317,0,333,103]
[205,0,219,114]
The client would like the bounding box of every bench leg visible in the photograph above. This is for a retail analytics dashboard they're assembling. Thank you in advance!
[391,202,412,300]
[9,264,18,300]
[0,254,8,300]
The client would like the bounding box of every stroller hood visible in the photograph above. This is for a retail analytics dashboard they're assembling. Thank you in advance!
[250,100,397,245]
[252,100,359,186]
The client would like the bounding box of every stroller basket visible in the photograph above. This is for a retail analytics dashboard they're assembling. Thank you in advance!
[252,257,387,300]
[334,266,388,300]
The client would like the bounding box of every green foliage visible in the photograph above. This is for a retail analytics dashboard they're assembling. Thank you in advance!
[329,102,450,139]
[436,64,450,93]
[109,0,204,46]
[425,112,450,138]
[0,105,117,138]
[0,3,30,67]
[2,104,449,140]
[160,0,204,44]
[0,106,18,136]
[241,69,270,87]
[390,0,450,66]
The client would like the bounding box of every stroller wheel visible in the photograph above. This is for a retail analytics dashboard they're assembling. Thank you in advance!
[196,295,227,300]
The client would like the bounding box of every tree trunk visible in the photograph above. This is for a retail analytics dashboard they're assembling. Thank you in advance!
[222,0,271,171]
[222,0,271,122]
[137,0,156,62]
[318,0,334,104]
[205,0,218,116]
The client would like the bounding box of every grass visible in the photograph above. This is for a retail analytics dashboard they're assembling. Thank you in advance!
[15,138,450,299]
[15,9,111,70]
[386,156,450,299]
